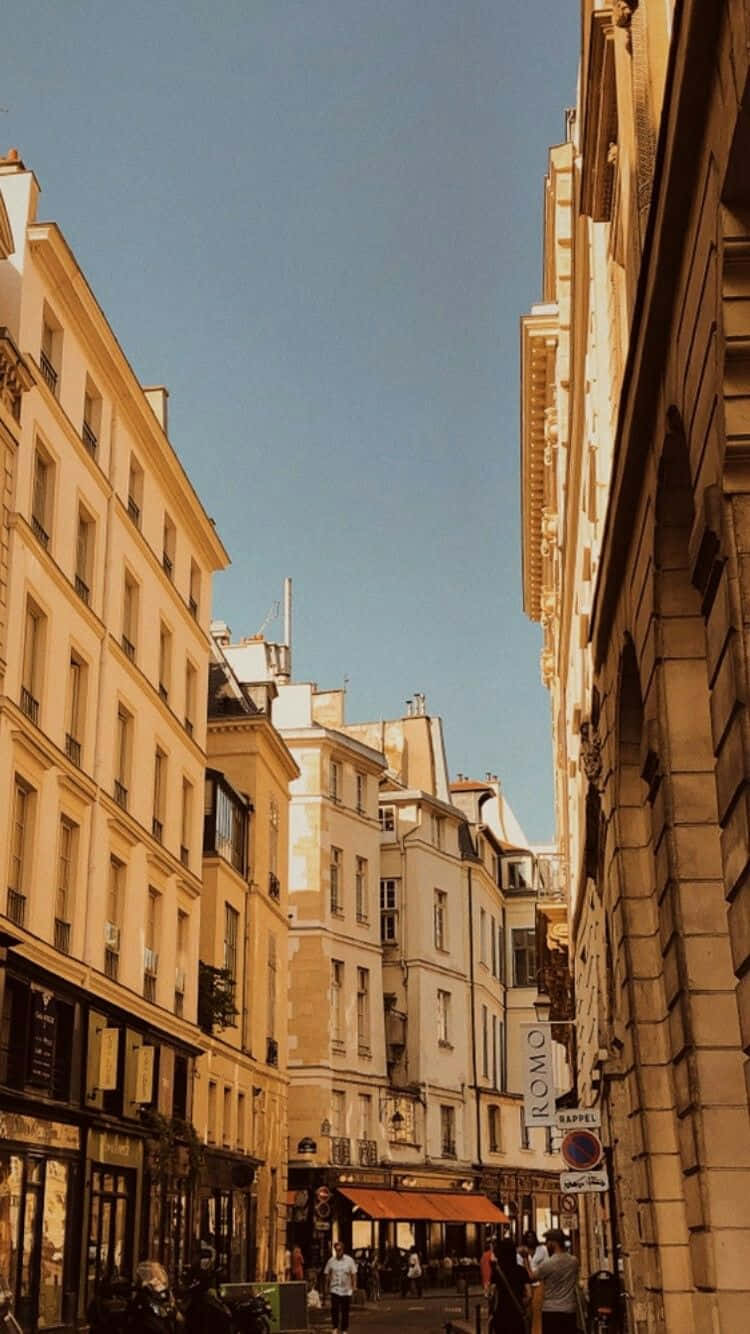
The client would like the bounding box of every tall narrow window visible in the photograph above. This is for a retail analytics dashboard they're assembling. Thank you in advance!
[440,1105,456,1157]
[158,622,172,702]
[122,571,138,661]
[82,380,101,456]
[437,989,451,1046]
[355,772,366,815]
[492,1015,498,1089]
[31,447,52,546]
[224,903,239,996]
[189,560,200,619]
[175,909,188,1015]
[379,805,395,834]
[491,917,498,977]
[481,1004,489,1078]
[184,660,197,736]
[479,907,488,965]
[144,889,160,1001]
[498,1020,506,1090]
[488,1105,501,1153]
[434,889,447,950]
[55,817,76,952]
[512,929,537,987]
[267,933,277,1041]
[127,455,143,527]
[237,1091,246,1150]
[75,506,93,604]
[330,846,342,914]
[356,968,370,1054]
[355,856,368,922]
[498,920,506,984]
[207,1081,217,1144]
[105,857,123,978]
[431,814,444,849]
[114,705,132,808]
[162,513,176,579]
[152,747,166,841]
[40,316,60,395]
[7,780,31,926]
[329,759,342,803]
[380,877,398,944]
[332,960,344,1047]
[269,797,280,899]
[358,1093,372,1142]
[331,1090,346,1137]
[21,599,44,724]
[180,779,193,867]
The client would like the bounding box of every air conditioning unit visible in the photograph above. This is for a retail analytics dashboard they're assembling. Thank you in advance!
[104,921,120,950]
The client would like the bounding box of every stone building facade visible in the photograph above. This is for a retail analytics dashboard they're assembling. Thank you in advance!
[522,3,750,1330]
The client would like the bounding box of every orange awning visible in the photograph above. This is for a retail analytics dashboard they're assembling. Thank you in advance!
[338,1188,508,1223]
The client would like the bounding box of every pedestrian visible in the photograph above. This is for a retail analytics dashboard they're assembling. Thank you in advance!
[489,1238,531,1334]
[406,1247,423,1297]
[531,1229,580,1334]
[324,1241,357,1334]
[519,1229,548,1270]
[480,1236,496,1294]
[292,1246,305,1282]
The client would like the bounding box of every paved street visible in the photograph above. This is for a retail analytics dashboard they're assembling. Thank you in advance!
[315,1290,489,1334]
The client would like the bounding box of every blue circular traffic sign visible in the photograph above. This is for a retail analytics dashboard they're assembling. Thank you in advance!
[561,1130,603,1171]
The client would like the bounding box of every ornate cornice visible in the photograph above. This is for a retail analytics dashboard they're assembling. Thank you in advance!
[0,328,32,423]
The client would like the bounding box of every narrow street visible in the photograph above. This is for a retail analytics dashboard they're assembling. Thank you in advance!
[318,1290,489,1334]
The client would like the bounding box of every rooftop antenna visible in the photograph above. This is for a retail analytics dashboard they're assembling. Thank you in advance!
[256,600,280,638]
[283,577,293,679]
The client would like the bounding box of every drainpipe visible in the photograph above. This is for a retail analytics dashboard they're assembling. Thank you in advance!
[467,863,482,1173]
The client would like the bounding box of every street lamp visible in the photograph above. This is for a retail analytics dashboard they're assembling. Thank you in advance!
[533,994,552,1023]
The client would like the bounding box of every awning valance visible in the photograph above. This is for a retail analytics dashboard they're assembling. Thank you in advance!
[338,1188,509,1223]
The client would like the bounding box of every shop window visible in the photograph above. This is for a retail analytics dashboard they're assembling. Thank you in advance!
[172,1055,188,1122]
[0,976,75,1102]
[86,1166,135,1301]
[0,1150,74,1330]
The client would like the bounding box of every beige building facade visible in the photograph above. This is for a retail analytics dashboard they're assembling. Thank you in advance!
[522,4,750,1330]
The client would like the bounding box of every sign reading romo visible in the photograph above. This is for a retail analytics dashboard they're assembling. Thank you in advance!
[520,1023,556,1128]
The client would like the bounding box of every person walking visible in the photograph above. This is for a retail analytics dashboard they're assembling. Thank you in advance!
[480,1237,496,1294]
[531,1229,579,1334]
[324,1241,357,1334]
[406,1247,423,1297]
[292,1246,305,1282]
[489,1238,531,1334]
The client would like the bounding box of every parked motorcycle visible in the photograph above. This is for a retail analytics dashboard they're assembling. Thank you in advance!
[130,1262,181,1333]
[221,1288,272,1334]
[86,1274,132,1334]
[179,1260,233,1334]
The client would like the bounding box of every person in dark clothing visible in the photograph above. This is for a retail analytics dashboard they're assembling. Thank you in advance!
[489,1238,531,1334]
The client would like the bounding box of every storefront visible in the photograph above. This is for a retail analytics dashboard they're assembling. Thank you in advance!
[82,1129,143,1310]
[198,1149,258,1282]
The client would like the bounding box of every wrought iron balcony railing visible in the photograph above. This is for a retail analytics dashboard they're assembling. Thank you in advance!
[330,1136,351,1166]
[75,573,89,605]
[65,733,81,767]
[6,888,26,927]
[31,514,49,548]
[152,817,163,843]
[54,917,71,953]
[127,495,140,526]
[121,635,135,662]
[358,1138,378,1166]
[82,420,97,455]
[20,687,39,724]
[113,779,128,809]
[39,350,57,394]
[268,871,280,901]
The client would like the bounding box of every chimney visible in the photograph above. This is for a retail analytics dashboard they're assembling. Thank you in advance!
[211,620,231,647]
[143,386,169,435]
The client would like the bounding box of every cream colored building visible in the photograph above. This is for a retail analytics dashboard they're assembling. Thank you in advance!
[0,151,228,1329]
[522,4,750,1330]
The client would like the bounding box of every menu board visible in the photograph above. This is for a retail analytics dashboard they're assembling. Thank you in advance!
[27,991,57,1091]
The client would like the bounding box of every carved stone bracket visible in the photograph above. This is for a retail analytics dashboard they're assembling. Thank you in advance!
[613,0,638,28]
[580,719,602,786]
[0,328,33,423]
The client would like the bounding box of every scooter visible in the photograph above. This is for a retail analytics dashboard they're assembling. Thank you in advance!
[179,1260,233,1334]
[86,1274,132,1334]
[129,1262,181,1333]
[222,1289,272,1334]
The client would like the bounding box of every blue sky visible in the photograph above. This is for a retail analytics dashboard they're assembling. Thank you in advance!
[4,1,578,842]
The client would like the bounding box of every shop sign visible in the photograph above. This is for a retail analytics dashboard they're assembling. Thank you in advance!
[557,1108,601,1130]
[0,1112,79,1152]
[314,1221,331,1231]
[560,1168,609,1194]
[27,991,57,1091]
[99,1028,119,1091]
[135,1045,155,1104]
[520,1023,556,1127]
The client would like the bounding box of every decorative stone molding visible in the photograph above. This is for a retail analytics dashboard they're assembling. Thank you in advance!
[0,329,32,423]
[613,0,638,28]
[580,719,602,785]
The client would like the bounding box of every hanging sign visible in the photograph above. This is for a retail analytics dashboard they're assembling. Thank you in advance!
[520,1023,556,1127]
[28,992,57,1091]
[135,1045,155,1104]
[99,1028,120,1091]
[560,1168,609,1194]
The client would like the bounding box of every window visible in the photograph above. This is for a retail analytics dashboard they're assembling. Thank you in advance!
[507,858,532,891]
[65,652,85,766]
[162,513,176,579]
[144,888,160,1001]
[355,856,368,922]
[479,907,488,965]
[498,920,506,984]
[437,989,451,1046]
[356,967,370,1054]
[40,314,61,395]
[332,960,344,1047]
[379,804,395,834]
[434,889,447,951]
[204,773,247,873]
[184,660,197,736]
[21,598,44,723]
[180,779,193,867]
[440,1104,456,1157]
[491,915,498,977]
[481,1004,489,1078]
[512,928,537,987]
[520,1106,530,1150]
[329,759,342,803]
[223,1087,232,1146]
[55,816,76,952]
[237,1091,246,1150]
[330,846,342,914]
[122,571,138,660]
[269,797,279,898]
[492,1015,498,1089]
[82,380,101,455]
[331,1090,346,1137]
[358,1093,372,1141]
[175,909,188,1015]
[207,1081,217,1144]
[75,505,94,604]
[105,856,124,977]
[488,1105,501,1153]
[380,878,398,944]
[267,933,277,1040]
[7,780,32,926]
[114,705,132,808]
[431,813,444,849]
[31,446,53,548]
[152,747,166,841]
[158,622,172,702]
[189,560,201,619]
[127,454,143,527]
[498,1019,506,1090]
[355,772,366,815]
[224,903,239,993]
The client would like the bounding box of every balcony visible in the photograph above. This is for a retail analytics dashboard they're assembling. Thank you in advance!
[127,495,140,527]
[54,917,71,953]
[180,844,189,868]
[121,635,135,662]
[65,733,81,767]
[74,573,90,605]
[20,688,39,725]
[162,552,173,579]
[358,1138,378,1166]
[330,1136,351,1166]
[152,817,163,843]
[31,514,49,548]
[266,1037,279,1067]
[81,420,97,456]
[268,871,280,901]
[39,349,57,394]
[113,779,128,810]
[6,888,26,927]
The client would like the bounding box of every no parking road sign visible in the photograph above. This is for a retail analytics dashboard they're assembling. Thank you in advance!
[560,1129,603,1172]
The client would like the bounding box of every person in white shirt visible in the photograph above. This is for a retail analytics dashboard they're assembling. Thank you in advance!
[324,1241,357,1334]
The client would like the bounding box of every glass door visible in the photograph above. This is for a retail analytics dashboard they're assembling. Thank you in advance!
[86,1166,135,1304]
